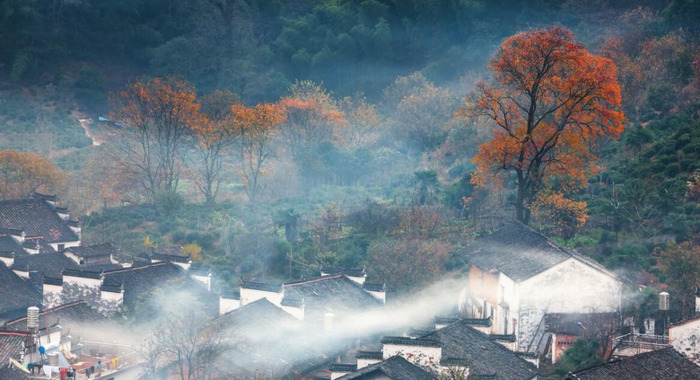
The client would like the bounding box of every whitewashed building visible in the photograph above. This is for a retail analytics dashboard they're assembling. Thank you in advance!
[459,222,622,356]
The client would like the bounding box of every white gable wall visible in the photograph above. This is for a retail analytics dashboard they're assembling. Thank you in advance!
[516,257,621,350]
[669,319,700,362]
[382,343,442,367]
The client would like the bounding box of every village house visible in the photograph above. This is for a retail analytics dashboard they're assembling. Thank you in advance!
[220,268,385,324]
[668,315,700,364]
[459,222,622,357]
[328,317,538,380]
[333,356,437,380]
[0,263,42,322]
[0,194,81,252]
[42,258,216,316]
[0,300,142,379]
[544,312,619,364]
[563,346,700,380]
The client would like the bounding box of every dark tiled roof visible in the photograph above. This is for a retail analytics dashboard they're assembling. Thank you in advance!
[566,347,700,380]
[21,237,55,254]
[463,318,492,327]
[0,331,31,365]
[0,235,26,257]
[102,262,185,308]
[0,199,78,244]
[320,266,366,278]
[489,334,516,342]
[65,243,116,258]
[33,193,57,202]
[220,291,240,300]
[0,366,33,380]
[217,298,333,376]
[462,222,575,282]
[79,262,123,272]
[435,316,460,325]
[545,312,618,335]
[219,298,301,330]
[62,268,102,279]
[363,282,385,292]
[380,336,442,347]
[329,363,356,372]
[281,297,304,307]
[283,274,382,321]
[420,320,537,380]
[408,328,434,337]
[12,252,77,278]
[151,252,191,263]
[0,264,42,321]
[2,301,107,331]
[43,276,62,286]
[241,281,282,292]
[355,350,382,360]
[337,356,437,380]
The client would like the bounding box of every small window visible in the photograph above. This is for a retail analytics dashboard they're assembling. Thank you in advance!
[58,244,64,251]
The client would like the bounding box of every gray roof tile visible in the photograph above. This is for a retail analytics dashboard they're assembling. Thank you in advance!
[420,320,538,380]
[0,264,41,321]
[463,222,590,282]
[337,356,437,380]
[566,347,700,380]
[0,199,78,244]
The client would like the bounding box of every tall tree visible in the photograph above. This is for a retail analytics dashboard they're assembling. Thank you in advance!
[110,77,200,200]
[463,27,625,224]
[0,150,66,199]
[395,83,457,152]
[233,102,286,208]
[658,242,700,321]
[279,81,345,189]
[279,81,345,160]
[191,90,240,205]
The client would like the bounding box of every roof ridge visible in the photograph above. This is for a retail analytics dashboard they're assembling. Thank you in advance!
[103,261,171,275]
[3,301,87,324]
[284,273,345,287]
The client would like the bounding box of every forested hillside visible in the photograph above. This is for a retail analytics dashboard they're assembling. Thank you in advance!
[2,0,700,327]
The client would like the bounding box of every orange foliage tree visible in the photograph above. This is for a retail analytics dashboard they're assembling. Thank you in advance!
[110,77,200,199]
[0,150,66,199]
[463,27,625,225]
[278,81,345,184]
[191,90,240,205]
[232,103,286,208]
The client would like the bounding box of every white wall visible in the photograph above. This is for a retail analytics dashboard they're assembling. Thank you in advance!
[191,273,211,292]
[382,343,442,367]
[240,287,282,306]
[357,358,381,369]
[516,258,621,350]
[63,275,102,288]
[42,283,64,309]
[669,319,700,362]
[50,240,80,251]
[366,290,386,303]
[280,304,304,320]
[0,256,14,267]
[219,297,241,315]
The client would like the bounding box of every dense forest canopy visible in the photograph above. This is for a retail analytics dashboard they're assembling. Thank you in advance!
[1,0,700,337]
